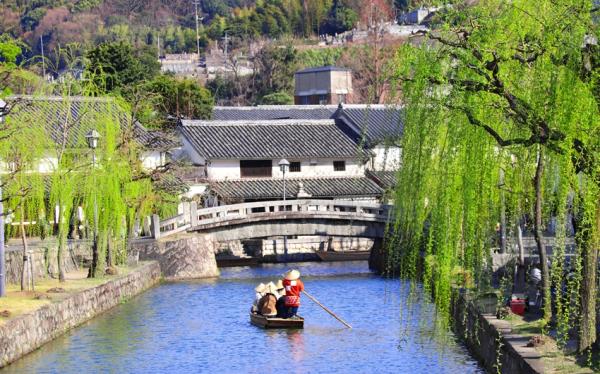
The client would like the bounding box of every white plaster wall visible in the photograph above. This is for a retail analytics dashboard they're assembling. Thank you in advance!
[140,151,166,170]
[207,159,242,179]
[182,184,208,199]
[275,158,364,178]
[371,145,402,171]
[206,158,365,180]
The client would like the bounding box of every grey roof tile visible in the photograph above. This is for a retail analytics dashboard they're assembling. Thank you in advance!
[6,96,157,149]
[339,106,404,145]
[212,105,337,121]
[210,176,383,200]
[179,119,360,159]
[366,170,398,189]
[211,104,404,145]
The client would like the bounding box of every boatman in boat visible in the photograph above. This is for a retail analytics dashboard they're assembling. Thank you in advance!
[282,269,304,318]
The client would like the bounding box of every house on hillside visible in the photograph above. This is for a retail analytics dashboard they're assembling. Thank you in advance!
[178,118,383,204]
[294,66,353,105]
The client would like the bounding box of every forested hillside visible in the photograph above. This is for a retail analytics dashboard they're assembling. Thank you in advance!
[0,0,417,57]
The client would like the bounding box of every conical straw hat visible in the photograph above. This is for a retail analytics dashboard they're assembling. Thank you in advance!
[266,282,278,295]
[284,269,300,280]
[255,282,266,293]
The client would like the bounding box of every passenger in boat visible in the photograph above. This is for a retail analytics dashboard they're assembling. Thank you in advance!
[258,282,278,317]
[275,280,287,317]
[252,283,267,313]
[282,269,304,318]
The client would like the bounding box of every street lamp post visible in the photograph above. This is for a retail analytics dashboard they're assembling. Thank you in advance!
[0,99,7,297]
[85,130,100,277]
[278,159,290,261]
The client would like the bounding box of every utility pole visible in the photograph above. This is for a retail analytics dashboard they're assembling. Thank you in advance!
[40,35,46,79]
[157,35,160,60]
[0,100,6,297]
[193,0,201,62]
[222,32,229,61]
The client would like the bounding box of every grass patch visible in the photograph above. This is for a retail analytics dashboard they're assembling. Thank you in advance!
[502,313,596,373]
[0,266,132,325]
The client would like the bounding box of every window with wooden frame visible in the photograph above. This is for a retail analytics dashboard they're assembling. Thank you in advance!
[333,160,346,171]
[290,161,301,172]
[240,160,272,178]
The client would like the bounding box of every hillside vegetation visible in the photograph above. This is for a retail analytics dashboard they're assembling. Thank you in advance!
[0,0,412,57]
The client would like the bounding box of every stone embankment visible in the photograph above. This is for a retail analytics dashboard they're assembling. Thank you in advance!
[0,261,161,368]
[451,291,544,374]
[130,234,220,280]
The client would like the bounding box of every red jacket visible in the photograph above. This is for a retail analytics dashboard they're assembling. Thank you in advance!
[283,279,304,307]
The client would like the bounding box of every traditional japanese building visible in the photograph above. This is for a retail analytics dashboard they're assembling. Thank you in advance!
[176,104,403,205]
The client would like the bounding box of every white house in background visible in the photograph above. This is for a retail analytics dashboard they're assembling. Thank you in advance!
[178,118,384,204]
[4,96,170,174]
[208,104,403,193]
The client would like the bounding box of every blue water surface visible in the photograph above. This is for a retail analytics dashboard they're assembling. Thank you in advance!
[3,261,483,374]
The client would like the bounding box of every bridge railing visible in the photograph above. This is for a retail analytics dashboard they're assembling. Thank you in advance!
[149,199,392,239]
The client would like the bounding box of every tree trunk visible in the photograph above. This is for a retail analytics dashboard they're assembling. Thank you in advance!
[107,230,113,269]
[577,198,599,352]
[19,205,28,291]
[533,148,551,320]
[57,206,65,282]
[499,169,507,253]
[88,239,98,278]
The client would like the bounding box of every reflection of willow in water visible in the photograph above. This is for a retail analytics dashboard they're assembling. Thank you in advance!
[395,279,464,364]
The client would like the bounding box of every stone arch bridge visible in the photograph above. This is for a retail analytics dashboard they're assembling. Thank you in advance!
[130,200,392,279]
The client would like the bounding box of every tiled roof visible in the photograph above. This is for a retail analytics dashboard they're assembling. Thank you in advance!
[212,105,337,121]
[179,119,360,160]
[296,66,351,74]
[339,106,403,145]
[210,176,383,200]
[6,96,158,149]
[211,104,403,145]
[366,170,398,189]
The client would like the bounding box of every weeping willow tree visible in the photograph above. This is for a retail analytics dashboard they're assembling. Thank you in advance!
[46,81,160,279]
[0,99,49,290]
[391,0,599,353]
[1,81,170,283]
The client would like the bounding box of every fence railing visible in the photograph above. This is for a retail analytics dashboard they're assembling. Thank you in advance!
[145,199,392,239]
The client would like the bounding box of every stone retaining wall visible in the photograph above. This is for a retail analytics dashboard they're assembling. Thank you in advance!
[0,261,161,368]
[130,235,219,280]
[5,238,92,284]
[451,291,544,374]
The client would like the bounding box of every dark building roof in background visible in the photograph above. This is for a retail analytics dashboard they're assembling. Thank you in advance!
[212,105,337,121]
[366,170,398,189]
[338,106,403,145]
[295,66,351,74]
[211,104,403,146]
[179,119,360,160]
[210,176,383,200]
[6,96,159,149]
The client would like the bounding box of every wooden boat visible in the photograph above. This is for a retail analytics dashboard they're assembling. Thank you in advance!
[249,312,304,329]
[216,256,259,267]
[315,250,371,262]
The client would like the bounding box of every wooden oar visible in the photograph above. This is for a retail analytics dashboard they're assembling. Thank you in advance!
[302,290,352,329]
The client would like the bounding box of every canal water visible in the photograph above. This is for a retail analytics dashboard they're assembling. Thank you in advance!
[3,261,483,374]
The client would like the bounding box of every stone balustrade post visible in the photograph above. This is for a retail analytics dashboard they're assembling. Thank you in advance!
[151,214,161,239]
[190,201,198,226]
